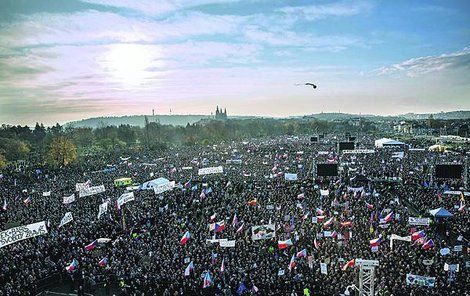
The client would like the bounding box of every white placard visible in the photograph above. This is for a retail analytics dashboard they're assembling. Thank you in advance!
[154,181,176,195]
[0,221,48,248]
[408,217,430,226]
[98,202,108,219]
[59,212,73,228]
[198,166,223,175]
[117,192,134,208]
[320,262,328,274]
[219,240,236,247]
[79,185,105,198]
[284,173,298,181]
[63,194,75,204]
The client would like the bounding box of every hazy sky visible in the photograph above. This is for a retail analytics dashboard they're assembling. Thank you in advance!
[0,0,469,125]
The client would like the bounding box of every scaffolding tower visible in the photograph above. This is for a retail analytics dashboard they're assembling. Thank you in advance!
[356,259,379,296]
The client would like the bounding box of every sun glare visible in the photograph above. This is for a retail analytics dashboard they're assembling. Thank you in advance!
[104,44,158,86]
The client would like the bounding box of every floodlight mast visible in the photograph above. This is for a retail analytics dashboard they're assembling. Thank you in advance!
[355,259,379,296]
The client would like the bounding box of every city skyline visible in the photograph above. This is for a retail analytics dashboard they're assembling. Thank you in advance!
[1,0,469,125]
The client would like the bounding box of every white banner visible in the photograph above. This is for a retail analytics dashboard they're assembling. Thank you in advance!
[181,166,193,170]
[79,185,105,198]
[63,194,75,204]
[251,224,276,241]
[347,186,364,193]
[392,152,404,159]
[42,191,51,197]
[320,189,329,196]
[444,191,470,196]
[406,274,436,287]
[154,181,176,195]
[343,149,375,154]
[117,192,134,208]
[219,240,236,247]
[198,166,223,175]
[390,234,411,250]
[408,217,430,226]
[320,262,328,274]
[75,181,90,192]
[59,212,73,228]
[98,202,108,219]
[284,173,298,181]
[206,238,228,244]
[0,221,48,248]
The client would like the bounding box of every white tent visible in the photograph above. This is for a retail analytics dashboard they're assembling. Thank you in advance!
[375,138,406,148]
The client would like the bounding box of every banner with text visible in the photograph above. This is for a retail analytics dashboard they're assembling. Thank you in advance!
[198,166,224,176]
[79,185,105,198]
[0,221,48,248]
[154,181,176,195]
[251,224,276,241]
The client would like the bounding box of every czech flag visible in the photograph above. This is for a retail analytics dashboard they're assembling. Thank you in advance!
[288,254,296,272]
[297,193,305,199]
[232,214,238,226]
[220,258,225,273]
[236,222,245,234]
[2,199,7,211]
[84,240,98,251]
[323,217,334,228]
[342,259,355,271]
[370,238,381,247]
[296,249,307,258]
[278,239,293,250]
[411,230,425,241]
[23,196,32,205]
[98,257,108,267]
[365,202,374,210]
[248,198,257,206]
[209,221,225,232]
[184,261,194,277]
[316,215,325,222]
[316,208,324,215]
[422,239,434,250]
[341,221,352,228]
[200,191,206,199]
[210,213,217,221]
[66,259,78,272]
[180,231,190,245]
[384,212,393,223]
[458,201,466,212]
[202,272,213,288]
[314,238,320,249]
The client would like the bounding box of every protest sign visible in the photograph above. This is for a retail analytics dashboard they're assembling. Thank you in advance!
[75,181,91,192]
[390,234,411,250]
[320,263,328,274]
[59,212,73,228]
[98,201,108,219]
[251,224,276,240]
[117,192,134,208]
[0,221,48,248]
[79,185,105,198]
[198,166,223,175]
[220,240,236,247]
[63,194,75,204]
[406,274,435,287]
[320,189,329,196]
[284,173,298,181]
[154,181,176,195]
[408,217,430,226]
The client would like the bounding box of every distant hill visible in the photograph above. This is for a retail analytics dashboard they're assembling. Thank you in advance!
[303,111,470,121]
[67,115,210,128]
[400,111,470,120]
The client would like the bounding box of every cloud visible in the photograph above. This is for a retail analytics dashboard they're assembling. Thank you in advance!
[277,0,374,21]
[373,47,470,77]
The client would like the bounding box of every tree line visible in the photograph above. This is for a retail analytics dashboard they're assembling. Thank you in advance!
[0,117,377,168]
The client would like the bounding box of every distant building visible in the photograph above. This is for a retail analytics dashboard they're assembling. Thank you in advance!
[215,106,227,121]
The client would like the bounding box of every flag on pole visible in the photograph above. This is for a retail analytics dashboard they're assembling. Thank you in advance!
[316,208,324,215]
[278,239,293,250]
[384,211,393,223]
[210,213,217,221]
[23,196,32,205]
[342,259,355,271]
[66,259,78,272]
[314,238,320,249]
[323,217,334,228]
[296,249,307,258]
[236,222,245,234]
[98,257,108,267]
[84,240,98,251]
[340,221,352,227]
[247,198,257,206]
[288,254,296,272]
[202,271,213,288]
[211,252,218,265]
[297,193,305,199]
[232,214,238,226]
[180,231,190,245]
[365,202,374,210]
[369,238,380,247]
[411,230,425,241]
[458,201,466,212]
[422,239,434,250]
[184,261,194,276]
[220,258,225,273]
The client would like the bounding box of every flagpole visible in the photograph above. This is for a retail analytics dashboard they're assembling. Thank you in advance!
[122,204,126,230]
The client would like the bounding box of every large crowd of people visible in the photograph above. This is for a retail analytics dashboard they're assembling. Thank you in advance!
[0,134,468,295]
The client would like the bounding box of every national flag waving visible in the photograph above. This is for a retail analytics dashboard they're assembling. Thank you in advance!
[200,191,206,199]
[220,258,225,273]
[2,199,7,211]
[384,211,393,223]
[316,215,325,222]
[247,198,257,206]
[302,211,310,221]
[232,213,238,226]
[323,217,334,228]
[236,222,245,234]
[98,257,108,267]
[296,249,307,258]
[84,240,98,251]
[180,231,191,245]
[314,238,320,249]
[23,196,32,205]
[297,193,305,199]
[209,221,225,232]
[422,239,434,250]
[369,238,381,247]
[458,201,466,212]
[211,252,218,265]
[316,208,324,215]
[342,259,355,271]
[411,230,425,241]
[365,202,374,210]
[278,239,293,250]
[66,259,78,272]
[210,213,217,221]
[288,254,296,272]
[184,261,194,277]
[202,271,213,288]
